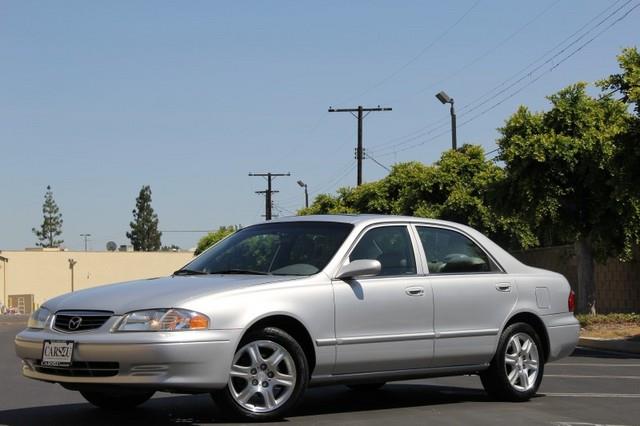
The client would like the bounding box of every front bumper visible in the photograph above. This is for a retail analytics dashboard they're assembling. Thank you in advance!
[15,327,242,391]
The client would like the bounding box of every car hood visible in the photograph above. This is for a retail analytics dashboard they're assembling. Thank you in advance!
[43,274,299,315]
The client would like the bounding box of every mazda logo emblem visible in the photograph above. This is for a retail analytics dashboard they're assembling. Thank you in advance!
[68,317,83,330]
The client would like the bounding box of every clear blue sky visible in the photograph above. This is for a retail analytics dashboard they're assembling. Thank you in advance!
[1,0,637,251]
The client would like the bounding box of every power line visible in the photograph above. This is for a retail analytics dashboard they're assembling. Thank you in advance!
[328,105,392,186]
[484,148,500,158]
[310,162,357,197]
[370,0,631,154]
[370,0,637,157]
[406,0,563,101]
[334,0,481,105]
[364,152,391,172]
[457,0,629,117]
[249,172,290,220]
[456,0,634,118]
[456,2,640,125]
[272,202,296,216]
[366,0,567,151]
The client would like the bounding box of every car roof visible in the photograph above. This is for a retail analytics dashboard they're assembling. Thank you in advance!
[268,214,460,227]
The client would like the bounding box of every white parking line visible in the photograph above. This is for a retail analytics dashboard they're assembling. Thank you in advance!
[545,392,640,398]
[552,422,631,426]
[545,374,640,379]
[549,363,640,367]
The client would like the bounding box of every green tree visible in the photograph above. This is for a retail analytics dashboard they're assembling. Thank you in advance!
[195,226,238,255]
[497,82,632,314]
[597,47,640,258]
[32,185,64,248]
[126,185,162,251]
[300,145,535,250]
[598,47,640,115]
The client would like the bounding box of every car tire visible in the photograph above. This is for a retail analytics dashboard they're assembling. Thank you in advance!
[80,390,155,409]
[480,322,545,401]
[346,382,386,391]
[212,326,309,421]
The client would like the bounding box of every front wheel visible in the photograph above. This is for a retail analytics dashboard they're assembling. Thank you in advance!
[480,322,544,401]
[212,327,309,421]
[80,389,155,409]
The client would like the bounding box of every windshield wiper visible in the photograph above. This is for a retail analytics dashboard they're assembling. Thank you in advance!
[208,269,271,275]
[173,268,209,276]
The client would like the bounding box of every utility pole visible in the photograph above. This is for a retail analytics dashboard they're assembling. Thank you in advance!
[80,234,91,252]
[328,105,392,186]
[249,172,290,220]
[0,255,8,307]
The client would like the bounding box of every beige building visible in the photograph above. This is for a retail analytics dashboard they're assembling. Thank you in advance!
[0,249,194,313]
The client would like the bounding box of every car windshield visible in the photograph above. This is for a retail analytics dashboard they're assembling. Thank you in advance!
[180,221,353,276]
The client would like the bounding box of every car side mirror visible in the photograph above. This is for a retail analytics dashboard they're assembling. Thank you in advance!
[336,259,381,280]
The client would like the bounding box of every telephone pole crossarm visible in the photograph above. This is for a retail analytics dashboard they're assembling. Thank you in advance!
[328,105,392,186]
[249,172,290,221]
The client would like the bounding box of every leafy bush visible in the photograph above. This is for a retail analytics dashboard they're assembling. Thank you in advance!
[576,313,640,328]
[194,226,238,256]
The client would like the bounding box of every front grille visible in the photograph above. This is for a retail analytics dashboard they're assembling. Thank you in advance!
[34,361,119,377]
[53,311,112,332]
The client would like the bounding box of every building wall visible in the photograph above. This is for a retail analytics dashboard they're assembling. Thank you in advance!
[512,245,640,313]
[0,250,194,310]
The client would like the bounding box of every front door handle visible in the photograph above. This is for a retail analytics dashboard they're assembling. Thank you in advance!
[496,283,512,292]
[405,286,425,296]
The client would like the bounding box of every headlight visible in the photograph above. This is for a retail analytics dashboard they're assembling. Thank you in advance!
[28,307,51,329]
[115,309,209,332]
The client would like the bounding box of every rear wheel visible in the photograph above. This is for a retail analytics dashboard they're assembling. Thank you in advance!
[480,322,544,401]
[80,389,155,409]
[212,327,308,421]
[347,382,386,391]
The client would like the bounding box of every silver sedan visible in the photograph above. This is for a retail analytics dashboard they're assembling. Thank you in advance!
[15,215,580,421]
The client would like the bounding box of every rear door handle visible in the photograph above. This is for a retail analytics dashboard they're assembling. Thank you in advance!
[405,286,425,296]
[495,283,512,292]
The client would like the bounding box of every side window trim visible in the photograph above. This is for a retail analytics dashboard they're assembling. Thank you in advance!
[336,223,421,279]
[408,224,429,276]
[415,225,505,275]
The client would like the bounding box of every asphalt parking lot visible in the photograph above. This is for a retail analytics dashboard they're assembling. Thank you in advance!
[1,316,639,426]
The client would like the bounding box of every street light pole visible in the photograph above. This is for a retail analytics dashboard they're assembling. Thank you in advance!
[297,180,309,208]
[450,100,457,151]
[435,91,457,150]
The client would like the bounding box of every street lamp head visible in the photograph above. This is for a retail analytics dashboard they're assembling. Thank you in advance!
[297,180,306,187]
[435,91,453,104]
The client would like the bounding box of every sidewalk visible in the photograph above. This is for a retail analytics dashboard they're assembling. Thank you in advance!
[579,336,640,355]
[0,314,28,324]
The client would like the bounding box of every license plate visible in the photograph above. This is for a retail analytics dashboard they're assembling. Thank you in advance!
[41,340,74,367]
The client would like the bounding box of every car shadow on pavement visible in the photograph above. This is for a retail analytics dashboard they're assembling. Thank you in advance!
[0,384,492,425]
[572,347,640,359]
[0,394,218,426]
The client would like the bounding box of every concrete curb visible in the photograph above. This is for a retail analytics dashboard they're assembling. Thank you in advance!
[579,336,640,355]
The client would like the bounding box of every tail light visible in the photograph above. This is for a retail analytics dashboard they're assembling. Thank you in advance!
[568,290,576,312]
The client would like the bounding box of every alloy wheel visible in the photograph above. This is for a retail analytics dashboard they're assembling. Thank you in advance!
[228,340,297,413]
[504,332,539,392]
